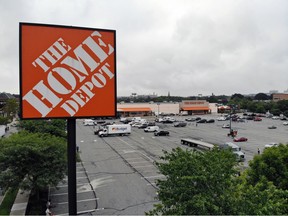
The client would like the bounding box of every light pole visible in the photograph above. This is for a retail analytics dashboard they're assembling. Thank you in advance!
[157,103,160,116]
[229,104,235,137]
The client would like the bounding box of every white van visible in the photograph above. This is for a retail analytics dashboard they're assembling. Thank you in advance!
[83,119,96,126]
[144,126,159,132]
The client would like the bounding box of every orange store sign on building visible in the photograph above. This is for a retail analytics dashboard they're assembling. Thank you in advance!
[20,23,116,119]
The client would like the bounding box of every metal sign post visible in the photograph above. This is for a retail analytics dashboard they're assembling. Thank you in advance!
[67,119,77,215]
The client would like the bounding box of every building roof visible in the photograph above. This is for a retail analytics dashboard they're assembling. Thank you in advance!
[0,92,15,100]
[117,107,152,112]
[181,107,210,111]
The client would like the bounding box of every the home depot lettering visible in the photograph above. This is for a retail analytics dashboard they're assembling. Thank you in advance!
[23,31,115,117]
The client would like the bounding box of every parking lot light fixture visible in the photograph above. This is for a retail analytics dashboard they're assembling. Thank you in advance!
[157,103,160,116]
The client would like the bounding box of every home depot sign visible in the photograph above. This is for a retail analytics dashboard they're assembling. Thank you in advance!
[20,23,116,119]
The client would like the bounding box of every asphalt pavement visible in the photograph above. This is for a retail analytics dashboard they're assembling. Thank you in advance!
[47,114,288,215]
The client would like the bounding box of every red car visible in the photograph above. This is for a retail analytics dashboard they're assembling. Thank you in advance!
[254,117,262,121]
[233,137,248,142]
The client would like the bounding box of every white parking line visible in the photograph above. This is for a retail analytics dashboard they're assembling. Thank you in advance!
[142,175,165,179]
[117,137,135,149]
[57,197,99,205]
[118,138,155,162]
[54,183,89,188]
[129,161,149,164]
[126,157,143,161]
[76,171,86,174]
[134,165,154,168]
[63,176,88,180]
[50,189,95,196]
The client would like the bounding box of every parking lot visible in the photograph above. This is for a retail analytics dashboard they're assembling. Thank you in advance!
[49,114,288,215]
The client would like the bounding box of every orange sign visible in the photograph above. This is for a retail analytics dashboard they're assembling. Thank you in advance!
[20,23,116,119]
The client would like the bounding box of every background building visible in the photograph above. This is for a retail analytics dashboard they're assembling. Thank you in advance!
[272,93,288,101]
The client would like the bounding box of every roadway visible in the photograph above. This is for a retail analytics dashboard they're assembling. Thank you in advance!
[48,114,288,215]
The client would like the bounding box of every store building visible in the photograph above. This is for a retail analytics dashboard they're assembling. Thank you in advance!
[117,100,216,117]
[272,93,288,102]
[117,107,152,117]
[117,102,179,117]
[179,100,211,115]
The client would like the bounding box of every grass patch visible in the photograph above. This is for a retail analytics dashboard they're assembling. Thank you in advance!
[0,187,19,215]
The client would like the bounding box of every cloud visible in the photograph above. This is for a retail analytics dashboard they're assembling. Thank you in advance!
[1,0,288,96]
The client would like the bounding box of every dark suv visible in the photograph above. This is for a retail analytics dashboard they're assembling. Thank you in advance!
[174,122,187,127]
[154,130,169,136]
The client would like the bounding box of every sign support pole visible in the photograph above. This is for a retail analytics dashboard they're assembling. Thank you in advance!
[67,119,77,215]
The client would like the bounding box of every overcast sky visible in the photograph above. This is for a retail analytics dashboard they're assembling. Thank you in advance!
[1,0,288,97]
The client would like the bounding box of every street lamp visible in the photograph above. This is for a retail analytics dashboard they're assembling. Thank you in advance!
[229,104,236,137]
[157,103,160,116]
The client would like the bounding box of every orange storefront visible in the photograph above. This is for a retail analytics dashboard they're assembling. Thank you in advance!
[179,100,211,115]
[117,107,152,117]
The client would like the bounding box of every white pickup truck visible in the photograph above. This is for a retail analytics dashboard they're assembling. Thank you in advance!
[221,142,245,161]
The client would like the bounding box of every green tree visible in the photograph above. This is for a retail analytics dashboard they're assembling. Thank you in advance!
[254,93,270,101]
[0,131,67,198]
[0,116,10,125]
[246,144,288,190]
[148,147,288,215]
[2,98,18,120]
[277,100,288,115]
[234,176,288,215]
[231,93,245,100]
[255,102,266,113]
[20,119,67,138]
[148,147,238,215]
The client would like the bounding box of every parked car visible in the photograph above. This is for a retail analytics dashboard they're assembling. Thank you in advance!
[217,117,226,121]
[131,122,142,127]
[206,119,215,123]
[144,126,160,132]
[147,122,156,126]
[264,143,279,148]
[233,137,248,142]
[246,116,254,120]
[94,127,104,135]
[268,125,277,129]
[185,117,196,122]
[197,119,207,123]
[222,124,230,128]
[154,130,169,136]
[162,120,174,124]
[138,124,148,129]
[237,119,246,123]
[83,119,96,126]
[283,122,288,126]
[254,117,262,121]
[174,122,187,127]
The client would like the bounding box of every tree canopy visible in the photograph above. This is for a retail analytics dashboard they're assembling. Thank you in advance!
[147,147,288,215]
[0,131,67,195]
[246,144,288,190]
[148,147,238,215]
[19,119,67,138]
[254,93,270,100]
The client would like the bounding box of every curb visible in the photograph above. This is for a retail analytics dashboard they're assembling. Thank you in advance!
[10,189,30,216]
